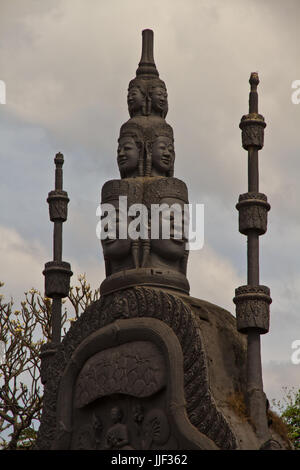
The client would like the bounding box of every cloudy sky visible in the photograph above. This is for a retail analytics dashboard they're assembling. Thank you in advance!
[1,0,299,407]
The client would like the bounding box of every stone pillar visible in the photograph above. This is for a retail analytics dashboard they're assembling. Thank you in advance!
[234,74,280,449]
[40,153,72,385]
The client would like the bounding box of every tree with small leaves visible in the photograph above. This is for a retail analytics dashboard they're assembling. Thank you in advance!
[0,275,99,450]
[272,387,300,450]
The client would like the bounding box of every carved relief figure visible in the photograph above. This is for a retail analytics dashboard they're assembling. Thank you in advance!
[92,412,103,449]
[143,409,170,449]
[133,403,144,439]
[76,426,93,450]
[105,407,133,450]
[132,405,171,450]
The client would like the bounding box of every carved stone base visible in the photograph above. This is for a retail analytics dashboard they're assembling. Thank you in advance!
[53,318,218,450]
[36,287,237,450]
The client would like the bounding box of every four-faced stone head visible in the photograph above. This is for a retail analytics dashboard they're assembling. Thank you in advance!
[127,78,168,118]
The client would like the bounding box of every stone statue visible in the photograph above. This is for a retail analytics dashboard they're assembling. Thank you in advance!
[37,29,287,452]
[105,407,133,450]
[117,120,174,178]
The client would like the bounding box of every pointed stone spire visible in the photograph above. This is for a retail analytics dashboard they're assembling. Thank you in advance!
[127,30,168,118]
[136,29,159,78]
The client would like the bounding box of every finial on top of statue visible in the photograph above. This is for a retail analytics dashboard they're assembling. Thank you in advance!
[127,29,168,118]
[136,29,158,79]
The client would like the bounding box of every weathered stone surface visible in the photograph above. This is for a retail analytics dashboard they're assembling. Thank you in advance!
[47,190,69,222]
[239,114,266,150]
[36,288,290,450]
[39,342,58,385]
[74,341,166,408]
[178,293,290,449]
[237,192,270,235]
[233,285,271,334]
[118,119,174,177]
[43,261,72,298]
[100,177,189,290]
[36,287,237,450]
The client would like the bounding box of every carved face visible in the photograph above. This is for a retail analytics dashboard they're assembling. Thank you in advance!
[117,136,140,177]
[150,86,168,116]
[101,200,132,260]
[151,136,174,176]
[151,197,186,260]
[111,407,122,424]
[127,86,145,115]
